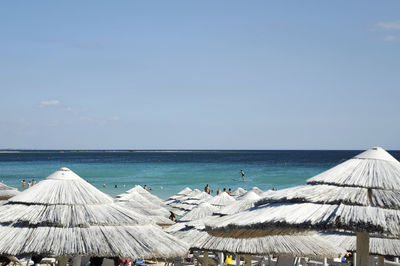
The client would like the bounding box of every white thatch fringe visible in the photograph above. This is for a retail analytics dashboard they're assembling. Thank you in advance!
[192,232,346,258]
[180,203,219,222]
[0,183,19,200]
[206,147,400,239]
[307,147,400,190]
[125,185,164,205]
[206,192,235,207]
[230,187,247,198]
[206,202,400,237]
[0,168,188,258]
[216,192,261,216]
[0,224,187,258]
[246,187,264,195]
[319,232,400,256]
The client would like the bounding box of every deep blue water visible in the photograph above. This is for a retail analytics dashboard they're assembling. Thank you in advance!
[0,150,399,199]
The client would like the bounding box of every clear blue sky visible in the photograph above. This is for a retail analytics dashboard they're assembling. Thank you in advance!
[1,1,399,150]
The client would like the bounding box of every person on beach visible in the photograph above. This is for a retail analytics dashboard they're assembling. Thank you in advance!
[32,179,36,185]
[205,184,210,194]
[216,189,221,195]
[240,169,245,181]
[143,185,147,190]
[28,181,32,188]
[228,188,232,195]
[22,179,26,188]
[223,188,226,192]
[169,211,177,222]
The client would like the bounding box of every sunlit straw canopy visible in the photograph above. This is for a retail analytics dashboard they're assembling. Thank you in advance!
[169,217,345,258]
[0,182,19,200]
[319,232,400,256]
[0,168,188,258]
[206,192,235,207]
[206,147,400,237]
[230,187,247,198]
[216,191,261,216]
[180,202,219,222]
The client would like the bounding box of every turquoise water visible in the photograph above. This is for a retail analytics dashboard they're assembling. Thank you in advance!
[1,150,399,199]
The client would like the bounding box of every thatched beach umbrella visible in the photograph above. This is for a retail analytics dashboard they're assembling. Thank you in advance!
[180,202,219,222]
[245,187,263,195]
[319,232,400,257]
[230,187,247,198]
[206,192,235,207]
[169,217,345,263]
[216,191,261,216]
[0,182,19,200]
[0,168,188,262]
[116,192,173,226]
[165,187,193,204]
[206,147,400,265]
[125,185,164,205]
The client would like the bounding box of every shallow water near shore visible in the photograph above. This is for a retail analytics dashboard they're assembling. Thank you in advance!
[1,150,399,199]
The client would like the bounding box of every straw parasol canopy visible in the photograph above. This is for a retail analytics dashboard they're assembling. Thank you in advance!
[124,185,164,205]
[206,192,235,207]
[216,191,261,216]
[0,182,19,200]
[0,168,188,258]
[169,217,345,258]
[206,147,400,265]
[193,233,346,258]
[319,232,400,257]
[230,187,247,198]
[246,187,264,195]
[166,187,193,202]
[180,202,219,222]
[116,191,173,226]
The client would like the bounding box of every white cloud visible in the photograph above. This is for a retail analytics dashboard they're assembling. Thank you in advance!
[384,35,397,42]
[377,21,400,30]
[40,100,60,106]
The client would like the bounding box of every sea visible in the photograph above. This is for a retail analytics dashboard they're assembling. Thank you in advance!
[1,150,399,200]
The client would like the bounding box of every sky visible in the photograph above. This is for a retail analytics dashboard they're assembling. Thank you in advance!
[0,1,399,150]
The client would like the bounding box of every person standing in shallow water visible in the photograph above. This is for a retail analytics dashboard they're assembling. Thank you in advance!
[22,179,26,188]
[205,184,210,194]
[240,169,245,181]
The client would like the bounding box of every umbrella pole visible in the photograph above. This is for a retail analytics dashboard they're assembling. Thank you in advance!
[235,254,240,266]
[377,255,384,266]
[219,252,224,266]
[243,255,251,266]
[204,251,208,266]
[73,256,81,266]
[58,256,67,266]
[356,232,369,266]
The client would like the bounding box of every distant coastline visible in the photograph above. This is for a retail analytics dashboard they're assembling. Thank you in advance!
[0,149,398,153]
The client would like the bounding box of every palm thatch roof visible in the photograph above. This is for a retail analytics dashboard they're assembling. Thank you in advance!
[168,217,345,258]
[216,191,261,216]
[319,232,400,256]
[177,187,193,195]
[0,183,19,200]
[206,147,400,238]
[206,192,235,207]
[125,185,164,205]
[246,187,264,195]
[230,187,247,198]
[180,202,220,222]
[0,168,188,258]
[192,232,346,258]
[167,187,193,201]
